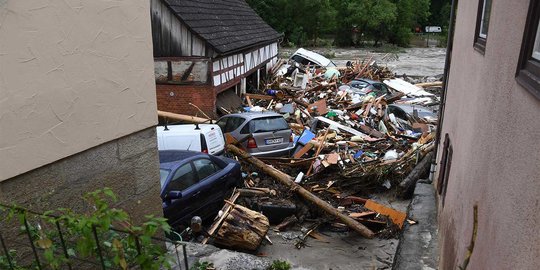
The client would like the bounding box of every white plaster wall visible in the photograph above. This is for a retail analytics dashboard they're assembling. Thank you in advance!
[436,0,540,269]
[0,0,157,180]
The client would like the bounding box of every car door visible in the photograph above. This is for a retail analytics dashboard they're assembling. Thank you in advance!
[161,162,200,228]
[191,158,229,218]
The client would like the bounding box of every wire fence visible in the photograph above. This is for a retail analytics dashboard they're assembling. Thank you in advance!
[0,203,190,270]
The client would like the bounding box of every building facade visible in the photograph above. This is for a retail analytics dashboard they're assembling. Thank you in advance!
[0,0,162,223]
[436,0,540,269]
[150,0,281,118]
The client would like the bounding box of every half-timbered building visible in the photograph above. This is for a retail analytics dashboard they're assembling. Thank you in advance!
[151,0,281,117]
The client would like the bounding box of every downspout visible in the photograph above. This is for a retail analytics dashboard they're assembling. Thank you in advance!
[430,0,458,183]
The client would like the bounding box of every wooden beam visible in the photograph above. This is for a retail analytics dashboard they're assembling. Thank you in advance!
[227,144,375,239]
[157,110,210,123]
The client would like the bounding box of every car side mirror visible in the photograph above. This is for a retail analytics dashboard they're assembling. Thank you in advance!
[165,191,182,201]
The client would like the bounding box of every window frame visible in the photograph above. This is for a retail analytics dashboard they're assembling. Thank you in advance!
[474,0,492,53]
[516,0,540,100]
[438,134,453,207]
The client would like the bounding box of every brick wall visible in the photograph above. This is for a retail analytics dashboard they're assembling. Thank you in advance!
[156,84,217,118]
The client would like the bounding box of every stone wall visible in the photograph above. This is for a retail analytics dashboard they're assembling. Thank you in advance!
[0,127,162,225]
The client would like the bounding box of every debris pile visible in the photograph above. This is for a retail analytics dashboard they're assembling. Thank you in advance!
[203,52,442,251]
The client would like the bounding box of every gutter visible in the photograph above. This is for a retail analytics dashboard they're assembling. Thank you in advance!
[431,0,458,183]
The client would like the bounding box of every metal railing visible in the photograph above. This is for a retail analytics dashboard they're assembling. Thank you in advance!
[0,203,190,270]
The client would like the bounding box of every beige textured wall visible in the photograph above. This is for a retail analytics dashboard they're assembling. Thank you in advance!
[0,0,157,180]
[436,0,540,269]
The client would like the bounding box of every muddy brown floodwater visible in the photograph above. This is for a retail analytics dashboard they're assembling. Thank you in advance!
[280,47,447,77]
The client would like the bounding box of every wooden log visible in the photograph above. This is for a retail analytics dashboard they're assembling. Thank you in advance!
[227,144,375,239]
[238,188,270,197]
[398,151,434,198]
[157,110,210,124]
[214,204,270,251]
[202,192,240,244]
[414,81,443,88]
[275,215,298,231]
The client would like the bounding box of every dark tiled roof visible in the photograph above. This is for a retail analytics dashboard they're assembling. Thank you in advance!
[162,0,282,55]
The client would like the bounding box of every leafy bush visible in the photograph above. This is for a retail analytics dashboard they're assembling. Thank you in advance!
[267,259,291,270]
[0,188,173,270]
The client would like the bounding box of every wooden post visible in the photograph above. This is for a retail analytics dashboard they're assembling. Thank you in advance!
[227,144,375,239]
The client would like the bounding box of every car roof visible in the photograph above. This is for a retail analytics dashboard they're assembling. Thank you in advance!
[156,124,218,133]
[350,78,381,85]
[220,111,283,121]
[159,150,207,169]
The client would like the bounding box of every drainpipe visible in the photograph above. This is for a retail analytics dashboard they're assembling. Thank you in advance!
[431,0,458,183]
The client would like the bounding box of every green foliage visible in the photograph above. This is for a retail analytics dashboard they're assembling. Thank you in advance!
[247,0,337,46]
[0,188,173,270]
[0,250,25,270]
[191,260,215,270]
[247,0,444,47]
[267,260,291,270]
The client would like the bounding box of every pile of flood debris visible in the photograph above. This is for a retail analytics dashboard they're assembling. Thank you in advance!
[203,52,441,252]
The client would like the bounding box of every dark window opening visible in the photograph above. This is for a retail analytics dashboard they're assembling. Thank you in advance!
[474,0,492,53]
[438,134,453,207]
[516,0,540,99]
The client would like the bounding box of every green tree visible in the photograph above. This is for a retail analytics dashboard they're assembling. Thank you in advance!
[247,0,336,46]
[388,0,431,46]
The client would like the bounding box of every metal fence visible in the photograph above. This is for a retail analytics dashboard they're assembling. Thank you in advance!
[0,203,190,270]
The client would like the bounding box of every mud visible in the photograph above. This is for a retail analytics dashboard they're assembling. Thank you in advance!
[258,193,410,270]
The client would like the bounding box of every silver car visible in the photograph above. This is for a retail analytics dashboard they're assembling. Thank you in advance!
[216,112,294,157]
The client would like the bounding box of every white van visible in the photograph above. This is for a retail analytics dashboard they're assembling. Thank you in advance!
[156,124,225,155]
[289,48,336,68]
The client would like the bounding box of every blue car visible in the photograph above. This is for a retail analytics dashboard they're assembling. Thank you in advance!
[159,150,242,229]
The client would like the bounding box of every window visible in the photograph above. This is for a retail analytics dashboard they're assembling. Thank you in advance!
[248,117,289,133]
[516,0,540,99]
[373,83,390,96]
[216,118,228,133]
[193,159,218,180]
[166,163,198,192]
[159,169,171,188]
[225,117,245,133]
[217,117,245,133]
[438,134,453,207]
[474,0,492,53]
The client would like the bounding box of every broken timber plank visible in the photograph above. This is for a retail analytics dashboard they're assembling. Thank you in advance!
[349,211,376,219]
[293,143,314,159]
[364,200,407,229]
[227,144,375,239]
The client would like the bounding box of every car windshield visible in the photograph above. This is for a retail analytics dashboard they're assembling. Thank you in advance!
[249,116,289,133]
[350,81,370,89]
[159,169,170,188]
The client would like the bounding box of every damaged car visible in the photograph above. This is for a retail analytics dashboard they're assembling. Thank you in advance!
[216,112,294,157]
[159,150,242,230]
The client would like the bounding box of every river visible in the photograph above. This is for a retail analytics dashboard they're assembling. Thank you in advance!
[280,47,447,77]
